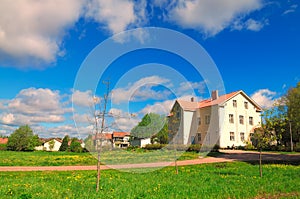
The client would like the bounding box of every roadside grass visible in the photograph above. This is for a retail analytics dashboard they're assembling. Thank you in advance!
[0,162,299,199]
[0,150,202,166]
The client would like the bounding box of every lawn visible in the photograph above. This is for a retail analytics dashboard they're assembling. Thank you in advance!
[0,162,299,199]
[0,150,200,166]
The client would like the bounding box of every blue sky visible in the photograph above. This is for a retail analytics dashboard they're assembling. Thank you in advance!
[0,0,299,138]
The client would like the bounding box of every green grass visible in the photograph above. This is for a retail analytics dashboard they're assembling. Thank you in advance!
[0,162,299,199]
[0,150,200,166]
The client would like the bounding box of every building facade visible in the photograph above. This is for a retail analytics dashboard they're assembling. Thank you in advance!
[168,90,262,148]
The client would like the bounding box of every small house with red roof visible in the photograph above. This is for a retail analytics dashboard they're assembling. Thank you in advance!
[168,90,262,148]
[0,138,8,145]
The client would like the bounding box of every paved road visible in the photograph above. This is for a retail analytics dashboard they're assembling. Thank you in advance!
[0,150,299,172]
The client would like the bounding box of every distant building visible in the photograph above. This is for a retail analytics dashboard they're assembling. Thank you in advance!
[0,138,8,145]
[93,132,130,148]
[168,90,262,148]
[35,138,62,151]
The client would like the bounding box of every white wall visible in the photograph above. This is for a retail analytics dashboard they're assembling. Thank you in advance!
[219,93,261,148]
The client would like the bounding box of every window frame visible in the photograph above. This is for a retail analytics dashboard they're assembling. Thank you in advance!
[229,114,234,123]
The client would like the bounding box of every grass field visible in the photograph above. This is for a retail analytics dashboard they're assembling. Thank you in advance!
[0,150,200,166]
[0,162,299,199]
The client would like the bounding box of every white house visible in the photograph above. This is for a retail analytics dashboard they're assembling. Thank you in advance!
[168,90,262,148]
[35,138,62,151]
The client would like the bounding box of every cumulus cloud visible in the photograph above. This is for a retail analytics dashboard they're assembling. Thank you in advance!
[251,89,277,109]
[176,81,206,96]
[0,0,84,68]
[0,88,67,125]
[140,100,174,115]
[72,90,94,107]
[85,0,146,35]
[111,76,171,104]
[166,0,263,36]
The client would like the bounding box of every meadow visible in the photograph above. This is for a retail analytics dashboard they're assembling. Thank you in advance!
[0,162,299,199]
[0,150,200,166]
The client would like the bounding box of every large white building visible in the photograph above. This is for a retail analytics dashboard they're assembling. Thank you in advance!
[168,90,262,148]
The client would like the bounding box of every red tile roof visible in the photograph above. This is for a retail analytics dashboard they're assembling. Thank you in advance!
[0,138,8,144]
[176,90,262,111]
[113,132,130,138]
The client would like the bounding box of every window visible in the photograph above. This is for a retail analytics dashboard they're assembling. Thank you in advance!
[244,101,248,109]
[249,117,253,125]
[240,132,245,142]
[230,132,235,141]
[198,117,201,125]
[229,114,234,123]
[176,111,180,118]
[205,115,210,124]
[239,115,244,125]
[233,100,237,107]
[197,133,201,142]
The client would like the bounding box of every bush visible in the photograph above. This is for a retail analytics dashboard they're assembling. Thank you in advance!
[0,144,7,151]
[295,143,300,152]
[144,144,166,150]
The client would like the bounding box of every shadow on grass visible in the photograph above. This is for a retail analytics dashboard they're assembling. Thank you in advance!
[216,150,300,166]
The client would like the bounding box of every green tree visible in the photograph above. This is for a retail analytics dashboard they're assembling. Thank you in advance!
[7,125,40,151]
[252,126,276,177]
[131,113,167,140]
[59,135,69,151]
[284,82,300,148]
[84,134,95,152]
[152,120,168,144]
[70,138,83,153]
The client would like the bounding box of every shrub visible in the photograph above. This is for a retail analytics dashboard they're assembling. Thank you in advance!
[0,144,7,151]
[144,144,166,150]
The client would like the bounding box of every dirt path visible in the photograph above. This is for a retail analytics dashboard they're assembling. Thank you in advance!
[0,150,299,172]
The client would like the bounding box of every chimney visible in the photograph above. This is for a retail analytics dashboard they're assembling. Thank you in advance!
[191,97,194,102]
[212,90,219,100]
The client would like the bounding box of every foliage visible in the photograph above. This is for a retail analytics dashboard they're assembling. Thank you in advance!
[0,144,7,151]
[0,162,300,198]
[131,113,167,140]
[263,82,300,149]
[252,127,276,150]
[69,138,83,153]
[59,135,69,151]
[83,134,95,152]
[151,119,169,144]
[7,125,40,151]
[284,82,300,143]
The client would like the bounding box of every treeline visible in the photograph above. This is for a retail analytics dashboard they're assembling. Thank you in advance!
[0,125,85,152]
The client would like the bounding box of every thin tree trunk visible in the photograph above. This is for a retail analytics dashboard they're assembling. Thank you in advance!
[174,148,178,175]
[96,150,101,192]
[259,149,262,177]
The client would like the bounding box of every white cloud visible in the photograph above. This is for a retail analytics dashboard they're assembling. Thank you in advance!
[167,0,263,36]
[140,100,174,115]
[282,4,298,15]
[0,0,84,68]
[176,81,206,96]
[0,88,67,125]
[72,90,94,107]
[245,18,268,31]
[86,0,140,34]
[251,89,277,109]
[111,76,171,104]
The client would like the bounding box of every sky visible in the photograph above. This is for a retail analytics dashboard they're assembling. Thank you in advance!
[0,0,299,138]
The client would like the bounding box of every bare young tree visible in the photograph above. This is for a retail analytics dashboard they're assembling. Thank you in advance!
[92,81,110,192]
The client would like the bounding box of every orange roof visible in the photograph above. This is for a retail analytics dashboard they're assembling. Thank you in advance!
[93,133,113,140]
[0,138,8,144]
[198,91,240,108]
[176,90,262,111]
[176,100,199,111]
[113,132,130,138]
